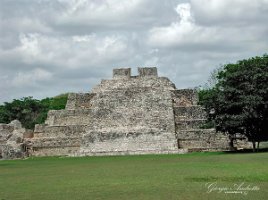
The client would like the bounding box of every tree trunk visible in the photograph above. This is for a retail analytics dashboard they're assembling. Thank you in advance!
[252,141,256,152]
[228,135,236,151]
[229,139,235,151]
[257,141,260,152]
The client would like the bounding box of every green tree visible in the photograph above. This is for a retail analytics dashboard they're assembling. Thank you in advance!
[0,97,47,129]
[0,94,68,129]
[199,55,268,152]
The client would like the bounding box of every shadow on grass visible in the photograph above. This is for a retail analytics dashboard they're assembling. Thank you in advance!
[223,148,268,154]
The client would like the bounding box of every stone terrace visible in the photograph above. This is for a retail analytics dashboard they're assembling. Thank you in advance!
[25,67,247,157]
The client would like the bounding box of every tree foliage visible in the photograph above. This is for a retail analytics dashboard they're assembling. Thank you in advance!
[0,94,68,129]
[199,55,268,151]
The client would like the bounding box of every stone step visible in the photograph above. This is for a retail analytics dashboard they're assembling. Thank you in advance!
[45,109,93,126]
[175,119,206,130]
[176,129,216,139]
[34,125,87,138]
[66,93,96,110]
[171,89,198,106]
[30,136,80,148]
[176,129,229,149]
[173,106,206,119]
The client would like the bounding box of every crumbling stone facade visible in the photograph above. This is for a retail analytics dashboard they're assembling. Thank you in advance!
[22,67,250,157]
[0,120,33,159]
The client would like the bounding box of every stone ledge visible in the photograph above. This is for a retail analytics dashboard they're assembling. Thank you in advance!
[77,149,185,157]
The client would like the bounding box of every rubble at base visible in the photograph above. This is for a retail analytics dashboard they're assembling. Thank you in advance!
[0,120,33,159]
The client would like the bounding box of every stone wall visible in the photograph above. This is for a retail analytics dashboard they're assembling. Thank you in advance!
[65,93,96,110]
[80,129,178,156]
[113,68,131,79]
[80,67,178,155]
[29,67,180,156]
[171,89,198,106]
[176,129,230,151]
[28,124,86,156]
[138,67,158,77]
[172,89,231,151]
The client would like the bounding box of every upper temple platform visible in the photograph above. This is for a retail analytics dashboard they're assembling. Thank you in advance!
[91,67,175,93]
[113,67,158,79]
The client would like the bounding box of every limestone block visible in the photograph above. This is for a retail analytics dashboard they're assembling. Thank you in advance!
[175,129,249,151]
[175,119,206,130]
[113,68,131,79]
[31,136,80,148]
[0,124,14,141]
[0,120,28,159]
[34,125,86,138]
[34,124,46,133]
[172,89,198,106]
[1,143,26,159]
[9,120,22,129]
[23,130,34,138]
[8,128,25,143]
[138,67,158,77]
[174,106,206,119]
[80,129,178,156]
[66,93,96,110]
[65,93,76,110]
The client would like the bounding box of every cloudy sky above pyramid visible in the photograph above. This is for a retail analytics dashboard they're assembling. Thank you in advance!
[1,0,268,103]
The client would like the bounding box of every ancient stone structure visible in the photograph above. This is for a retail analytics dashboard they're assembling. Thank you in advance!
[0,120,33,159]
[2,67,250,158]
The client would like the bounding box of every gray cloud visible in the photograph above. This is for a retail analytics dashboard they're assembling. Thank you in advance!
[0,0,267,103]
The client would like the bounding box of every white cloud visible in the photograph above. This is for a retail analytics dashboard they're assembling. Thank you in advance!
[0,0,267,103]
[190,0,268,25]
[19,34,41,59]
[72,34,96,42]
[0,33,130,71]
[148,1,268,52]
[148,3,214,48]
[175,3,193,24]
[0,18,52,35]
[144,57,159,67]
[12,68,53,87]
[55,0,158,29]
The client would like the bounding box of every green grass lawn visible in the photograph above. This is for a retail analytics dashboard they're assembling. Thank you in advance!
[0,152,267,200]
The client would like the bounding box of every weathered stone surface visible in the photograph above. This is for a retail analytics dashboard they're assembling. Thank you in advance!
[23,130,34,138]
[33,125,86,138]
[171,89,198,106]
[80,129,178,156]
[9,119,22,129]
[174,106,206,119]
[65,93,96,110]
[0,120,28,159]
[138,67,158,77]
[25,67,251,157]
[176,129,230,150]
[113,68,131,79]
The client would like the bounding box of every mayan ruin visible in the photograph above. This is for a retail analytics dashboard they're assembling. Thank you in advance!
[0,67,250,159]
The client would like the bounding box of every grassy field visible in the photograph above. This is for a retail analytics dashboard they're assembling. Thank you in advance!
[0,152,267,200]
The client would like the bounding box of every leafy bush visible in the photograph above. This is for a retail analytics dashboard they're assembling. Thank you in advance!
[0,94,68,129]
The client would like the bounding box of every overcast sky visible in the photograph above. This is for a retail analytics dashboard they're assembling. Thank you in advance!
[0,0,268,103]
